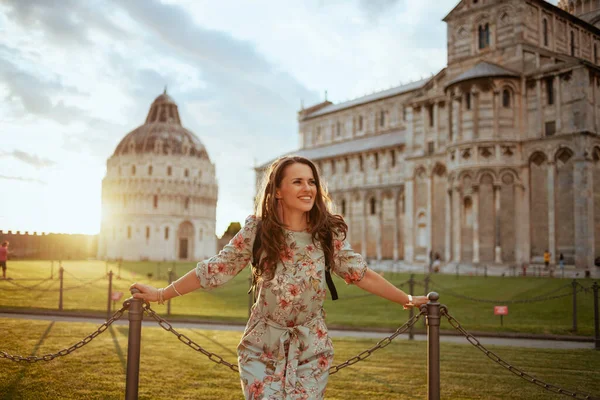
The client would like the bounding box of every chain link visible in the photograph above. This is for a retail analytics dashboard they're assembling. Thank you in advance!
[0,278,54,291]
[441,308,599,400]
[0,304,129,363]
[142,303,240,372]
[328,310,424,375]
[428,280,579,304]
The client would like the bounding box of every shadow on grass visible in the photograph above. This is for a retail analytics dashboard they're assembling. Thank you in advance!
[109,325,127,373]
[190,329,238,358]
[1,321,55,400]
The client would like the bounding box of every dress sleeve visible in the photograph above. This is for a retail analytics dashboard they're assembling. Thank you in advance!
[331,234,368,284]
[195,215,258,289]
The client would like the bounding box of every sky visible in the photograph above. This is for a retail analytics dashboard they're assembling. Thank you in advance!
[0,0,559,237]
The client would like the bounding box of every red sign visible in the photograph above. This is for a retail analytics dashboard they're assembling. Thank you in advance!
[494,306,508,315]
[111,291,123,301]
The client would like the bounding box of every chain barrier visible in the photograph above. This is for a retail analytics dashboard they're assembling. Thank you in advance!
[142,302,240,372]
[441,308,599,400]
[0,303,129,363]
[142,302,424,375]
[63,269,106,284]
[0,278,54,291]
[328,310,424,375]
[427,280,579,304]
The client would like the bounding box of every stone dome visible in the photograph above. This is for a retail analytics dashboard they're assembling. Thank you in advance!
[113,89,209,159]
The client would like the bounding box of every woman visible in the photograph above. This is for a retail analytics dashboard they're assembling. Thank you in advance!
[131,155,428,399]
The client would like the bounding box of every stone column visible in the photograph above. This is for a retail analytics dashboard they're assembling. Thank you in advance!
[472,186,480,263]
[494,185,503,263]
[547,161,557,264]
[393,188,401,261]
[456,94,463,142]
[514,182,524,263]
[473,89,480,139]
[493,90,500,138]
[445,187,452,262]
[573,157,595,269]
[422,104,428,150]
[556,75,562,133]
[404,179,415,262]
[426,172,434,260]
[376,190,383,261]
[536,79,543,137]
[453,186,462,262]
[361,190,368,258]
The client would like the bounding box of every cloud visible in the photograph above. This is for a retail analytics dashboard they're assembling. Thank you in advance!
[0,175,46,184]
[9,150,57,169]
[358,0,401,22]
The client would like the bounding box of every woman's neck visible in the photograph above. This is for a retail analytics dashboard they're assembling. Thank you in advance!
[282,211,308,232]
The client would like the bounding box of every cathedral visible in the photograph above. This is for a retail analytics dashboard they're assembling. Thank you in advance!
[259,0,600,270]
[97,91,218,261]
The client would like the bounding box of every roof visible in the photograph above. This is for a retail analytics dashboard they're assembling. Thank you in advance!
[113,92,209,159]
[258,131,406,168]
[303,78,430,119]
[446,62,520,87]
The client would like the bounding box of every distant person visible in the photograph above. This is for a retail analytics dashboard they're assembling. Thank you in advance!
[131,155,428,399]
[433,252,441,273]
[0,241,8,279]
[543,250,551,270]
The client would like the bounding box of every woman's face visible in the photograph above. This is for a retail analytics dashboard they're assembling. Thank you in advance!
[276,162,317,215]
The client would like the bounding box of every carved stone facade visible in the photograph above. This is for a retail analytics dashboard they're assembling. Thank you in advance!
[98,91,218,261]
[259,0,600,269]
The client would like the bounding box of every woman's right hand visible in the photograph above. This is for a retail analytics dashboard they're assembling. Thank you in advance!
[129,282,159,302]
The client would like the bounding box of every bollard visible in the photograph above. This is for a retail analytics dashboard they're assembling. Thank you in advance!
[593,282,599,350]
[107,270,113,320]
[58,267,64,311]
[125,288,143,400]
[167,268,173,316]
[409,274,415,340]
[572,279,578,333]
[425,292,441,400]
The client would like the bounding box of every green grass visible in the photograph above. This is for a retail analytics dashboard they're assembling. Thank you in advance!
[1,318,599,400]
[0,260,597,336]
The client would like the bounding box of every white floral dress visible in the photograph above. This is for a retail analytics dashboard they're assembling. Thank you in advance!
[195,215,367,399]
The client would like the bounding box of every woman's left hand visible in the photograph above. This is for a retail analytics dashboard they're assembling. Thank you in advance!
[404,295,429,309]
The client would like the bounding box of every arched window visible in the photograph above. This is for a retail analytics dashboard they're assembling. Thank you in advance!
[167,166,172,176]
[359,155,364,172]
[331,160,336,174]
[131,165,136,175]
[478,23,490,49]
[374,153,379,169]
[164,227,169,240]
[380,110,385,127]
[543,19,549,47]
[336,121,341,136]
[502,89,511,108]
[390,150,396,167]
[344,157,349,173]
[358,116,363,131]
[145,226,150,239]
[370,197,377,215]
[148,165,153,175]
[465,92,472,110]
[184,197,190,210]
[153,195,158,209]
[184,169,189,178]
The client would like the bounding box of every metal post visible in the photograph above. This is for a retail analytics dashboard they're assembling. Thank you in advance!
[426,292,441,400]
[409,274,415,340]
[167,268,173,316]
[572,279,578,333]
[107,270,113,320]
[125,288,143,400]
[58,267,64,311]
[593,282,599,350]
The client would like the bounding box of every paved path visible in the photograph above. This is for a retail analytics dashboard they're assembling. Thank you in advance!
[1,312,594,350]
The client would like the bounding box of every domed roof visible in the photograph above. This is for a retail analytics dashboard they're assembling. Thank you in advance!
[113,89,209,159]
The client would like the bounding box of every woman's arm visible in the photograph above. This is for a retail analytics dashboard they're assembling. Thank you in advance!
[354,269,429,309]
[131,269,202,302]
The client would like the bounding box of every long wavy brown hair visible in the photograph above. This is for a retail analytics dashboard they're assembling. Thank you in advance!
[253,156,347,283]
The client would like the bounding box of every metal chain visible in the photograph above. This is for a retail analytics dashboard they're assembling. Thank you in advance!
[442,308,599,400]
[142,303,424,375]
[0,276,106,292]
[428,280,578,304]
[63,269,106,284]
[328,310,424,375]
[0,304,129,363]
[142,303,240,372]
[0,278,55,291]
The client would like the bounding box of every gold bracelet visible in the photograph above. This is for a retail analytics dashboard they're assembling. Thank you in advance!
[171,282,183,297]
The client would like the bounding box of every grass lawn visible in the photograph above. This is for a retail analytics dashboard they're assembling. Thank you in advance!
[1,318,599,400]
[0,260,597,336]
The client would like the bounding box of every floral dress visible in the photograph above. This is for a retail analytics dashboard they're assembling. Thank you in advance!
[195,215,367,399]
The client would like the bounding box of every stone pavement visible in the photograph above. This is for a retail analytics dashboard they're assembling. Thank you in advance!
[1,312,594,350]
